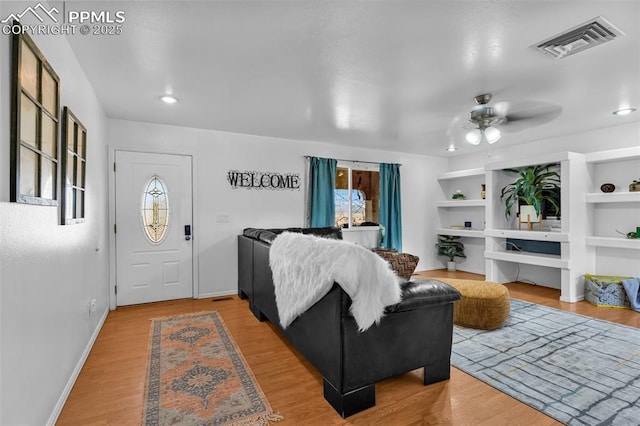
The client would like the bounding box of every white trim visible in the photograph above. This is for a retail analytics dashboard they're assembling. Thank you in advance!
[484,228,569,242]
[585,236,640,249]
[198,290,237,299]
[585,146,640,164]
[484,151,578,170]
[435,228,485,238]
[46,308,109,426]
[108,145,199,310]
[336,160,380,172]
[484,249,568,269]
[585,192,640,203]
[437,167,485,181]
[436,199,486,208]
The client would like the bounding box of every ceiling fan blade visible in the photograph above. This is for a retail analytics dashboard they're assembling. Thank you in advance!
[499,101,563,132]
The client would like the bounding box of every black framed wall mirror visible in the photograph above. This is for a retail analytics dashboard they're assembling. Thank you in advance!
[10,25,61,205]
[60,107,87,225]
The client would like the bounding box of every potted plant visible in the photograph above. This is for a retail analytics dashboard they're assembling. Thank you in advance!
[435,235,466,271]
[500,163,560,223]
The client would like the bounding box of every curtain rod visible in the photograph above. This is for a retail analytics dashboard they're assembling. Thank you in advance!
[303,156,401,166]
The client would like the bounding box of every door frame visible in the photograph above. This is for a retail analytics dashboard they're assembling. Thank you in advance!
[108,146,199,310]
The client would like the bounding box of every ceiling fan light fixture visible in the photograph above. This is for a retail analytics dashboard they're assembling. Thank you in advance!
[612,107,636,116]
[160,95,179,104]
[484,126,501,144]
[465,129,482,145]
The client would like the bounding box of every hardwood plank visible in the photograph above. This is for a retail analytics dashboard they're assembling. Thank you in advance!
[57,270,639,425]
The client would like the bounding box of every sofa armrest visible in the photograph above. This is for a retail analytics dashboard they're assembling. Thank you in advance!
[386,279,461,313]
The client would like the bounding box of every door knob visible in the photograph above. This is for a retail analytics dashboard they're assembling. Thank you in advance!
[184,225,192,241]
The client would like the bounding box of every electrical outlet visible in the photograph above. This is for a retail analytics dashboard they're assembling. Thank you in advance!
[89,299,96,314]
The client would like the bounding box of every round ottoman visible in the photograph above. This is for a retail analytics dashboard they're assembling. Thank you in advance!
[438,278,510,330]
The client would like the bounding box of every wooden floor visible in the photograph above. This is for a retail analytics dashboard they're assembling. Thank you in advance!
[57,270,640,425]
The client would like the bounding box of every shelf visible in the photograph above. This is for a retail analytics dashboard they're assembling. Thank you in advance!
[436,228,485,238]
[585,192,640,203]
[585,147,640,164]
[436,199,486,208]
[484,228,569,242]
[484,250,569,269]
[585,237,640,249]
[437,168,485,181]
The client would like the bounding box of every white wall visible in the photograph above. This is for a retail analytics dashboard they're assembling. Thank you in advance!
[447,122,640,285]
[448,122,640,170]
[0,3,110,424]
[107,119,447,297]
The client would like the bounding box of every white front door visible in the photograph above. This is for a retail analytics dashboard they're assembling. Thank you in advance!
[115,151,193,306]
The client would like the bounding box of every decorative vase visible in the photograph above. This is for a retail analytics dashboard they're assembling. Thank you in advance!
[447,261,457,272]
[519,205,540,223]
[600,183,615,193]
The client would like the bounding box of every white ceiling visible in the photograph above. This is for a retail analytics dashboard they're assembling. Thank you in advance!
[62,0,640,156]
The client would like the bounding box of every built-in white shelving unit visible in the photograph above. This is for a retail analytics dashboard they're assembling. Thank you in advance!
[436,167,487,274]
[584,147,640,254]
[437,148,639,301]
[483,151,591,302]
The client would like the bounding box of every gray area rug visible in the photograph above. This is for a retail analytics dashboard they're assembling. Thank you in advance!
[451,298,640,425]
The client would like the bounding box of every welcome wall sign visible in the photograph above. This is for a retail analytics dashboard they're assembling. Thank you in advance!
[227,170,301,190]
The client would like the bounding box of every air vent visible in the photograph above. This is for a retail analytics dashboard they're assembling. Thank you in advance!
[531,16,624,59]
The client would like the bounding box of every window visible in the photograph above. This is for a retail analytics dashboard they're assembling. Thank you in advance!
[61,107,87,224]
[141,175,170,244]
[10,29,60,205]
[335,164,379,228]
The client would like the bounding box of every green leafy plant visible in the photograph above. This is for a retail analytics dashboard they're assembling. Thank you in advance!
[435,235,467,262]
[499,163,560,219]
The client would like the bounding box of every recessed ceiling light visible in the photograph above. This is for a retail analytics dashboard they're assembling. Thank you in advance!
[612,107,636,116]
[160,95,179,104]
[445,146,458,152]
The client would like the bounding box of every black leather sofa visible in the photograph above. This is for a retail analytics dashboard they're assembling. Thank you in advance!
[238,227,461,417]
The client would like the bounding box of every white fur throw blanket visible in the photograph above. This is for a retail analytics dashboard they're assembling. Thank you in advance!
[269,232,402,331]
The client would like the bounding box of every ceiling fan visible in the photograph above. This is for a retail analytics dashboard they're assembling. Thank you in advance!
[464,93,562,145]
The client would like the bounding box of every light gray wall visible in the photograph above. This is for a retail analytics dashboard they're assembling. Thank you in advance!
[0,3,110,424]
[448,122,640,170]
[107,119,448,297]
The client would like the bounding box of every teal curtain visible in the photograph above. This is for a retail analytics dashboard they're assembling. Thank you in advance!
[379,163,402,251]
[309,157,337,227]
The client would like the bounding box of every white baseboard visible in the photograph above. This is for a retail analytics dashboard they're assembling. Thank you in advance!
[47,308,109,426]
[198,290,237,299]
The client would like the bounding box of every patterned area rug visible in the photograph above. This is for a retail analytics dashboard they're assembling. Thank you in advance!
[142,312,282,425]
[451,299,640,425]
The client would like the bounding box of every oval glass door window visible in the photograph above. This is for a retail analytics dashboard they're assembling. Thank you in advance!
[141,175,170,244]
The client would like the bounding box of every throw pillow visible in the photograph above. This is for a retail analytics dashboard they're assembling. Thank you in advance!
[373,250,419,282]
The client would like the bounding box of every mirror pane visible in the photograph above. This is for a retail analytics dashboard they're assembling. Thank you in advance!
[40,158,55,199]
[20,41,38,98]
[41,69,57,114]
[41,113,56,157]
[20,95,37,147]
[19,147,37,196]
